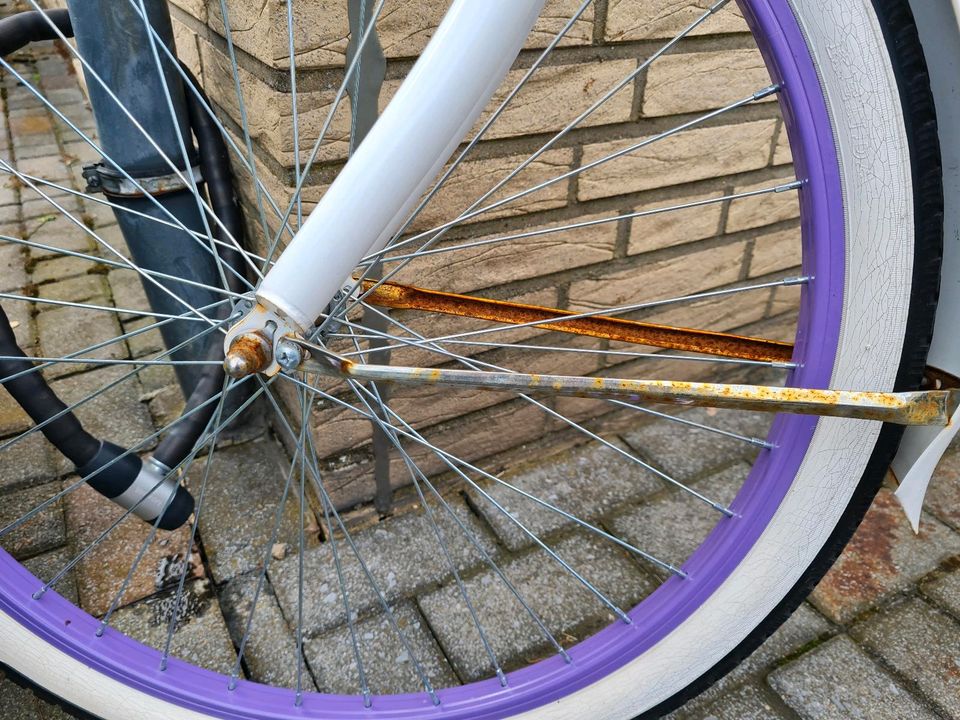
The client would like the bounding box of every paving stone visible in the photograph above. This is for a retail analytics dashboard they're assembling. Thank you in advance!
[0,241,27,292]
[809,488,960,624]
[36,303,125,378]
[467,438,663,551]
[49,366,156,474]
[219,572,312,691]
[271,493,498,637]
[304,601,458,695]
[608,463,748,577]
[620,406,770,483]
[0,383,30,436]
[1,291,34,349]
[192,437,309,583]
[852,598,960,718]
[419,530,657,681]
[122,316,164,358]
[106,270,151,321]
[0,433,59,493]
[14,155,70,183]
[35,273,108,306]
[20,192,81,222]
[25,216,95,259]
[22,545,78,605]
[689,682,791,719]
[921,565,960,617]
[923,438,960,531]
[29,254,89,285]
[769,635,934,720]
[109,579,237,674]
[64,481,202,617]
[669,603,832,718]
[0,482,65,560]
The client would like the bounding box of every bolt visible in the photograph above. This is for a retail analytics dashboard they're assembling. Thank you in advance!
[275,338,303,373]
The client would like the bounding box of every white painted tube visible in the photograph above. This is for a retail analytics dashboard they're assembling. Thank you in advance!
[257,0,548,331]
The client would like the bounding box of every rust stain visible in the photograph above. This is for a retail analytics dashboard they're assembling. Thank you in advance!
[228,333,271,374]
[361,279,795,363]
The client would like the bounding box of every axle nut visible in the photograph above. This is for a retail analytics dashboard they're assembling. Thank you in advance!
[224,332,272,379]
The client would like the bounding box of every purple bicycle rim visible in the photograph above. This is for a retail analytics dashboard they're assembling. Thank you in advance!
[0,1,844,717]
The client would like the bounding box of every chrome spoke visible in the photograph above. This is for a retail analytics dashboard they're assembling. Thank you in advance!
[350,306,732,518]
[377,181,803,262]
[159,378,270,670]
[95,376,232,635]
[339,84,780,320]
[260,0,388,273]
[259,380,442,704]
[0,317,229,458]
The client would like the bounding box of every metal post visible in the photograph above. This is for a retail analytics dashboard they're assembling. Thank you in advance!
[66,0,228,394]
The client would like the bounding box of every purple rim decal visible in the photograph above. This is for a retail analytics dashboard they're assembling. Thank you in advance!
[0,1,845,717]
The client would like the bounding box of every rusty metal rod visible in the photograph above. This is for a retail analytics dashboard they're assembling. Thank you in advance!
[295,341,957,427]
[360,280,794,364]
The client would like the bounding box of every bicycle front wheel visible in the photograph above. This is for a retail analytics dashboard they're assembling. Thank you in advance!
[0,0,942,718]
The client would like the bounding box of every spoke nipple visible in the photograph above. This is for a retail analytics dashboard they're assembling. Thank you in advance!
[32,588,46,600]
[95,626,105,638]
[497,669,508,687]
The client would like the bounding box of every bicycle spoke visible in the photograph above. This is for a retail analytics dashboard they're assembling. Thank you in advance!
[258,381,441,704]
[348,307,734,517]
[96,376,232,635]
[0,321,226,462]
[260,0,388,273]
[377,181,802,262]
[158,378,271,669]
[0,49,258,294]
[346,380,634,623]
[216,0,277,258]
[338,84,779,322]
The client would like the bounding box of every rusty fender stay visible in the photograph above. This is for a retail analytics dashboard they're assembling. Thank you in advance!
[295,340,958,427]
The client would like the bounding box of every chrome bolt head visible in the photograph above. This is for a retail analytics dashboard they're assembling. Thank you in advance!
[275,338,304,373]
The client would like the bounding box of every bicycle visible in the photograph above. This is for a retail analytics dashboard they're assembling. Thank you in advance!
[0,0,956,717]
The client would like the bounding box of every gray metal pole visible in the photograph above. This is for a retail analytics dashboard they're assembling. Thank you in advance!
[66,0,227,394]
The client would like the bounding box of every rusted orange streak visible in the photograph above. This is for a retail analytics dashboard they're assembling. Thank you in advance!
[361,280,795,363]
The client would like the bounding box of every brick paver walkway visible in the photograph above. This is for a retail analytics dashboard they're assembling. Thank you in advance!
[1,31,959,720]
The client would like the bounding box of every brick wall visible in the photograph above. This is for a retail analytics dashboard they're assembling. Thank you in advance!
[137,2,801,506]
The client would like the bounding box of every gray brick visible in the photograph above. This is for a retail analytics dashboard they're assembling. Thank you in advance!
[27,215,94,260]
[35,274,108,306]
[0,242,27,292]
[30,255,89,285]
[809,489,960,624]
[49,366,155,473]
[271,494,497,636]
[419,530,656,681]
[193,437,308,583]
[36,304,125,378]
[109,580,237,674]
[467,438,662,551]
[0,483,65,560]
[671,603,832,718]
[689,683,791,719]
[608,463,748,578]
[219,573,313,691]
[122,316,164,358]
[852,598,960,718]
[0,433,59,493]
[106,270,151,321]
[769,636,934,720]
[921,567,960,617]
[304,601,458,694]
[22,546,78,605]
[621,407,770,483]
[924,439,960,531]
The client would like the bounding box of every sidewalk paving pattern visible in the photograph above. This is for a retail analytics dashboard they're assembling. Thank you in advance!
[1,30,960,720]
